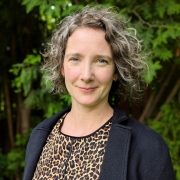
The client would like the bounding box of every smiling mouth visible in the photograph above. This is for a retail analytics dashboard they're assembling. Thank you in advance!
[78,87,97,92]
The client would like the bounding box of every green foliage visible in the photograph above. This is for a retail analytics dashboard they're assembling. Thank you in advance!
[0,133,29,179]
[22,0,70,14]
[9,51,41,95]
[148,101,180,180]
[143,59,162,83]
[10,51,71,118]
[0,149,8,179]
[155,0,180,18]
[153,46,173,61]
[22,0,81,30]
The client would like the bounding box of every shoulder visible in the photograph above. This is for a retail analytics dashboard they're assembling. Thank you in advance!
[127,117,168,153]
[125,117,174,179]
[28,107,70,144]
[113,106,168,150]
[25,107,70,159]
[113,107,174,179]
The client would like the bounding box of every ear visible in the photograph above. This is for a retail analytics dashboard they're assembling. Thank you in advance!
[113,74,118,81]
[61,68,65,77]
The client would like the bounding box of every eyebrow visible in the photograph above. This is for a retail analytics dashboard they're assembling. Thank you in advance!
[65,53,113,61]
[65,53,83,59]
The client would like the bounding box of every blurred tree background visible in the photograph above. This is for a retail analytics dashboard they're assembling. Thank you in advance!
[0,0,180,179]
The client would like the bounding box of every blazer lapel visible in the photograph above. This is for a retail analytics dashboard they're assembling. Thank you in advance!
[23,130,50,180]
[99,106,132,180]
[99,124,131,180]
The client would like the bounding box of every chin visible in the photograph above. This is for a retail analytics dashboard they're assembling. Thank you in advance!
[76,98,106,107]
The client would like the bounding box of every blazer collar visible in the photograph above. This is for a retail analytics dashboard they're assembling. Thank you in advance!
[111,106,128,124]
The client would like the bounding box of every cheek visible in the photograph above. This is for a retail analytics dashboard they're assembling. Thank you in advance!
[64,66,79,81]
[96,69,114,85]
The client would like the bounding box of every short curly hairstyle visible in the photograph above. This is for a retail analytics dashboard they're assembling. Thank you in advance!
[42,6,148,102]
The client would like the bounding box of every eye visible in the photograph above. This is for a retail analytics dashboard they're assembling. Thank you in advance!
[97,59,108,64]
[69,57,79,62]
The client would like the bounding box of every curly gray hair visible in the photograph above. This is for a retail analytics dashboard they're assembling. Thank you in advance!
[42,6,148,102]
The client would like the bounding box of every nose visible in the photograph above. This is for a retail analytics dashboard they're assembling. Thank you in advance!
[80,61,94,82]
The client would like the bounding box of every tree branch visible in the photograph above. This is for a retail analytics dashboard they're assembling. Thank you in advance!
[132,6,168,29]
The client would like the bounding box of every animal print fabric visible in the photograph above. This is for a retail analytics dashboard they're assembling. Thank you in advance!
[32,114,112,180]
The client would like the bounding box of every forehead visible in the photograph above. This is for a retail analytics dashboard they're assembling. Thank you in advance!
[65,27,112,55]
[69,27,106,41]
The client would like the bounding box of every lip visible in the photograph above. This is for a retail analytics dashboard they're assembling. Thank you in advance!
[78,87,97,92]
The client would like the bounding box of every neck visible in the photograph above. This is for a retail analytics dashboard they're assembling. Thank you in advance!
[71,101,113,122]
[61,102,113,136]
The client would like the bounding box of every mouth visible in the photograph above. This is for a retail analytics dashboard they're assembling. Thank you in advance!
[78,87,97,92]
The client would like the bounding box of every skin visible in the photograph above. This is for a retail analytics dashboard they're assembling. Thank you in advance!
[61,27,118,136]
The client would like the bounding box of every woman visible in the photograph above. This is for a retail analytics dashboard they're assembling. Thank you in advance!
[23,7,174,180]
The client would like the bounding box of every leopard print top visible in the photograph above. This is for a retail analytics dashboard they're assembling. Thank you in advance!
[32,114,112,180]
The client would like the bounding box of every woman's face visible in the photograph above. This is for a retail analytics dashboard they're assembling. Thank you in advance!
[62,27,117,108]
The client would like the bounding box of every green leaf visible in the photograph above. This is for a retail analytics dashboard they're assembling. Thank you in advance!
[155,1,166,18]
[167,2,180,15]
[153,46,173,61]
[22,0,41,13]
[144,60,162,83]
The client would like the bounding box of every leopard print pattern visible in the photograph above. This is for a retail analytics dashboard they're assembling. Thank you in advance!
[32,114,112,180]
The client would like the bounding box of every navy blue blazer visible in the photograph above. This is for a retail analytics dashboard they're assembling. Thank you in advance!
[23,106,174,180]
